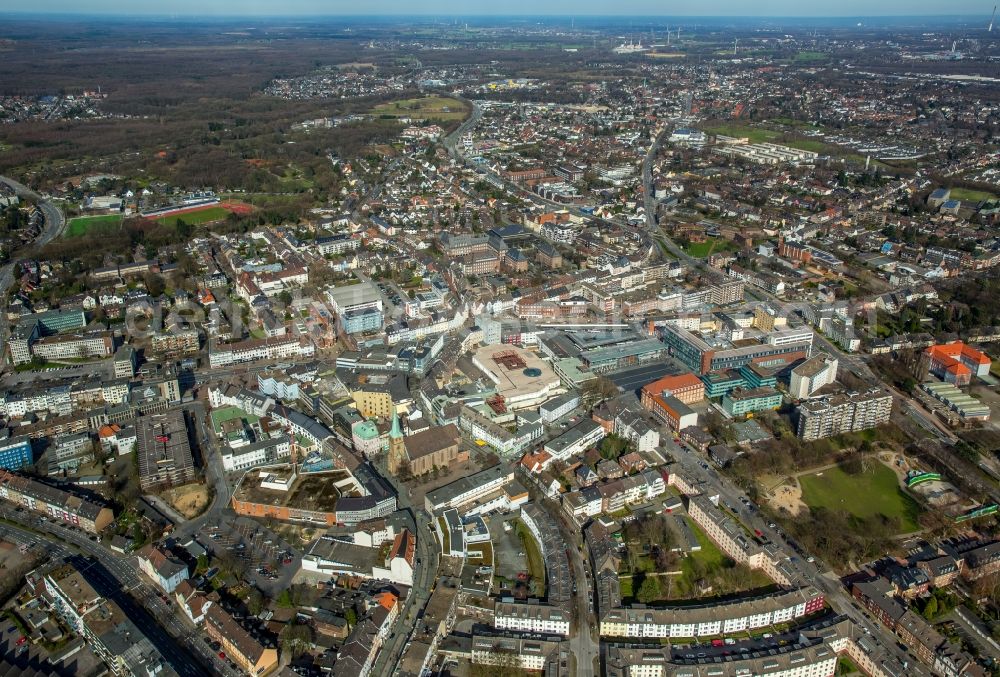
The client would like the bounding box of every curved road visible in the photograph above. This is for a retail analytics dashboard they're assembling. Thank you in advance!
[0,175,66,353]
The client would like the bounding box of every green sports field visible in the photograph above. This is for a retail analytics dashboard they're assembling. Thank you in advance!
[950,187,997,203]
[152,206,230,226]
[65,214,122,237]
[799,463,921,532]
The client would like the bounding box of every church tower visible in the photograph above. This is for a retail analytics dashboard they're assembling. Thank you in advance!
[387,412,407,474]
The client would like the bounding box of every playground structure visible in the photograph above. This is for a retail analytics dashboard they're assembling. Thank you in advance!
[905,471,942,488]
[956,504,999,523]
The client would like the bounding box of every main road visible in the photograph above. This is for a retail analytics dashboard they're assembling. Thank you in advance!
[369,458,440,676]
[0,509,241,677]
[0,175,66,358]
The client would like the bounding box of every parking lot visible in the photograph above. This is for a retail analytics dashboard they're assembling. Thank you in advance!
[198,517,299,592]
[488,514,528,588]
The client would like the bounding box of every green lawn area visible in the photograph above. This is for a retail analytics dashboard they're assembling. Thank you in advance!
[770,117,824,131]
[621,516,774,602]
[794,51,829,62]
[372,95,469,121]
[66,214,122,237]
[684,516,727,570]
[782,138,828,153]
[515,519,546,597]
[702,123,778,144]
[209,405,259,433]
[799,463,922,532]
[685,238,734,258]
[950,187,997,203]
[153,206,230,227]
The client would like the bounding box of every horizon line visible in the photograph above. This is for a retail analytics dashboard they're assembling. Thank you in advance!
[0,11,994,19]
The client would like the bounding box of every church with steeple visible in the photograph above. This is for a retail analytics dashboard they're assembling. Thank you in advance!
[385,411,463,477]
[387,412,408,474]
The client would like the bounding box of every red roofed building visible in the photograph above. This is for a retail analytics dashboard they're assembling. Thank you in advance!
[924,342,991,386]
[377,529,415,586]
[520,449,553,473]
[640,372,705,407]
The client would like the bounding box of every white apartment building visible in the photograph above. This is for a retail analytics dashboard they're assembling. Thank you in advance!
[221,435,292,472]
[494,602,571,636]
[789,353,839,399]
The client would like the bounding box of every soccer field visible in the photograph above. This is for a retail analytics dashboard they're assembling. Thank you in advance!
[65,214,122,237]
[152,206,231,226]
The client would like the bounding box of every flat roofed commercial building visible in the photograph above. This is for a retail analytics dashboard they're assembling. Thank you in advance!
[424,464,514,514]
[543,419,606,460]
[660,323,812,375]
[136,410,196,491]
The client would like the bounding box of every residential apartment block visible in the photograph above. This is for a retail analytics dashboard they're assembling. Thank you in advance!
[0,470,113,533]
[796,389,893,441]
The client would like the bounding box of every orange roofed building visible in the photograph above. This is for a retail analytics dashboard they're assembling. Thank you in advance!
[640,373,705,407]
[924,342,991,386]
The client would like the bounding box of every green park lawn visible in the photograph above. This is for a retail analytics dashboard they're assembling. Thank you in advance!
[685,238,734,258]
[799,463,921,532]
[701,123,779,144]
[372,95,469,121]
[65,214,122,237]
[515,519,546,597]
[794,51,829,62]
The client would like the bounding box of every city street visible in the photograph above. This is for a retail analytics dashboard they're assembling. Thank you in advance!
[0,510,238,677]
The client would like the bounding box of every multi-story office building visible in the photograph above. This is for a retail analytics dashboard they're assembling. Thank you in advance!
[659,323,812,375]
[112,345,136,378]
[640,373,705,407]
[31,331,115,361]
[0,435,33,470]
[722,387,783,417]
[221,435,291,472]
[788,353,839,399]
[796,389,893,441]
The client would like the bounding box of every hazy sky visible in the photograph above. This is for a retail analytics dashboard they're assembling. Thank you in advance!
[1,0,996,17]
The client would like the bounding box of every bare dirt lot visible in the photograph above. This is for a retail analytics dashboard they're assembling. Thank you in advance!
[162,483,210,519]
